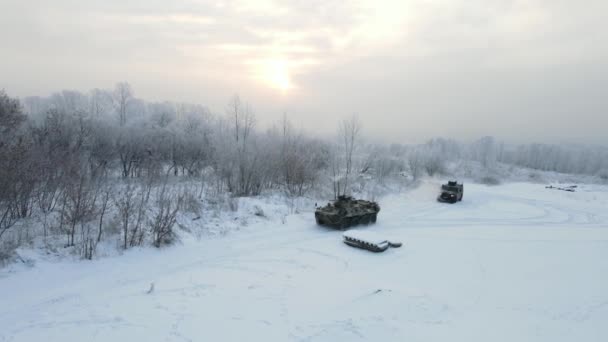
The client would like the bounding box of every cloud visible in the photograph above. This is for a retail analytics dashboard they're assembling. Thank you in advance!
[0,0,606,143]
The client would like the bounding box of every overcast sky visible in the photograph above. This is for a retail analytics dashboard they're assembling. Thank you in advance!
[1,0,607,144]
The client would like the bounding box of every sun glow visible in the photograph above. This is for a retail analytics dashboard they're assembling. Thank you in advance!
[258,58,293,92]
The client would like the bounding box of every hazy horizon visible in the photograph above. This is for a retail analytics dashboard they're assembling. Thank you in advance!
[1,0,607,145]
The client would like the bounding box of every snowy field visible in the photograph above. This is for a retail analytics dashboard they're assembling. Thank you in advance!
[1,182,608,341]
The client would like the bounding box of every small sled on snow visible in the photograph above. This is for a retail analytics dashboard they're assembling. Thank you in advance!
[545,185,577,192]
[342,230,402,253]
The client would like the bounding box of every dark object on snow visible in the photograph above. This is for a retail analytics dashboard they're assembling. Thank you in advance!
[545,185,576,192]
[438,180,464,203]
[342,230,401,253]
[343,235,388,252]
[315,195,380,229]
[146,282,155,294]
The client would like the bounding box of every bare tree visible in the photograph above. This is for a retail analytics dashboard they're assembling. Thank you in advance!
[338,114,361,197]
[89,88,113,118]
[36,172,62,239]
[62,168,97,247]
[0,91,30,241]
[150,182,183,247]
[474,136,497,169]
[113,82,132,127]
[0,90,26,139]
[227,94,241,143]
[96,180,112,244]
[279,115,319,196]
[115,181,136,250]
[129,179,152,247]
[223,95,258,196]
[407,149,423,180]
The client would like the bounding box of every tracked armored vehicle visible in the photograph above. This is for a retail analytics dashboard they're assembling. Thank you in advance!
[315,195,380,229]
[438,180,463,203]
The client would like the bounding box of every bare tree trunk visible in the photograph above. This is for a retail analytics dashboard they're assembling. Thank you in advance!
[97,188,110,243]
[0,206,13,241]
[113,82,132,127]
[59,193,68,246]
[340,115,360,197]
[116,182,135,250]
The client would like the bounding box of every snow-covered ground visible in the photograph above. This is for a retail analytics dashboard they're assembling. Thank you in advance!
[1,181,608,341]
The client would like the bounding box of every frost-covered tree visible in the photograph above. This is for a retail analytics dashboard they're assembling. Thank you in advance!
[0,91,30,240]
[113,82,133,127]
[336,114,361,198]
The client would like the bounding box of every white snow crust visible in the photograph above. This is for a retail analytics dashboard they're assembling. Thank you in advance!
[2,181,608,341]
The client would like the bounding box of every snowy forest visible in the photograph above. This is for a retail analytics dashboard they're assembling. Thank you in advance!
[1,84,607,262]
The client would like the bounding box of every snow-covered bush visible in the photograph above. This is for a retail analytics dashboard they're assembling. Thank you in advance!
[598,169,608,183]
[478,176,501,185]
[150,184,183,247]
[181,190,202,216]
[253,205,265,217]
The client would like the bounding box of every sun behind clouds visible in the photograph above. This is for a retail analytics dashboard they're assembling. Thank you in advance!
[256,58,293,93]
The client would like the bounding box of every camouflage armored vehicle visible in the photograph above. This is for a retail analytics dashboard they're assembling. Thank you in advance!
[438,180,463,203]
[315,195,380,229]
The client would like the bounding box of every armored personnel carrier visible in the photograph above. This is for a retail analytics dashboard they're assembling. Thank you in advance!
[315,195,380,229]
[438,180,463,203]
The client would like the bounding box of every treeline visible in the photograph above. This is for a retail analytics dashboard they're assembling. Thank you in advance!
[399,136,608,179]
[1,84,607,262]
[0,84,336,260]
[20,85,329,196]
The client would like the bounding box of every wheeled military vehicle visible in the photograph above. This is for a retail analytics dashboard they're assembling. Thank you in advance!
[438,180,463,203]
[315,195,380,229]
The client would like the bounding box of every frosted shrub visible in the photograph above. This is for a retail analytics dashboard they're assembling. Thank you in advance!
[479,176,501,185]
[253,205,265,217]
[150,188,182,248]
[598,169,608,183]
[0,240,17,266]
[181,190,202,215]
[228,196,239,212]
